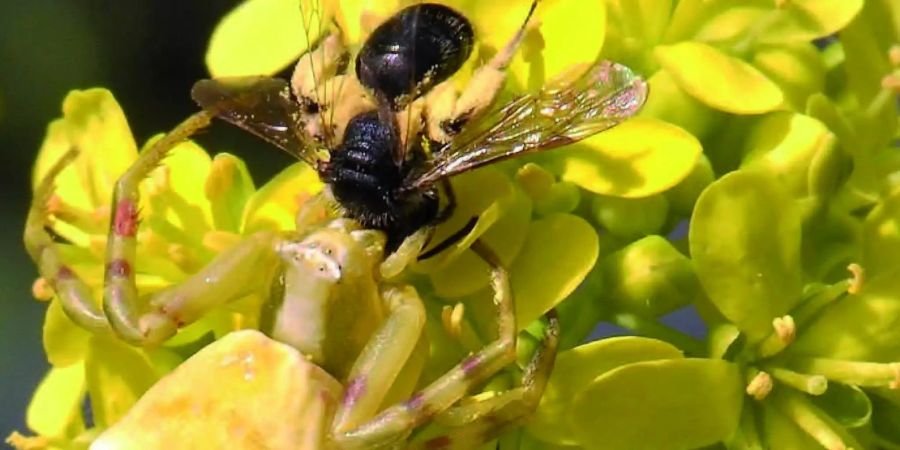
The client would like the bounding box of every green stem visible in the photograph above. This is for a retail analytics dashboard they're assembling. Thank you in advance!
[790,280,851,327]
[610,312,705,356]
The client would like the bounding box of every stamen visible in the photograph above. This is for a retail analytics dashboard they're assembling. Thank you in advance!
[204,156,237,199]
[792,358,900,388]
[31,277,54,301]
[441,303,465,340]
[746,371,773,401]
[773,315,796,344]
[203,231,241,254]
[889,45,900,68]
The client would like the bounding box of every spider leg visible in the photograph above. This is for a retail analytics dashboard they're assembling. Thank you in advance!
[138,230,283,345]
[333,239,519,447]
[330,285,427,439]
[414,309,560,449]
[25,148,110,333]
[424,0,538,143]
[103,111,212,343]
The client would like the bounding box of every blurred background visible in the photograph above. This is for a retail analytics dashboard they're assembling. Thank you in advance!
[0,0,302,435]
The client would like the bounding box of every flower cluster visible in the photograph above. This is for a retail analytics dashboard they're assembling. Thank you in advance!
[10,0,900,449]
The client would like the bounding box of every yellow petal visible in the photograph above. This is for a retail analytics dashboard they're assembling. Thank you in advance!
[206,0,336,77]
[33,89,138,212]
[26,363,85,439]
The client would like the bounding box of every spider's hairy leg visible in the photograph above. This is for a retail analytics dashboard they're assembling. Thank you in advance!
[330,285,427,438]
[424,0,539,143]
[139,231,283,345]
[103,111,212,344]
[24,148,110,333]
[414,310,560,449]
[334,239,519,447]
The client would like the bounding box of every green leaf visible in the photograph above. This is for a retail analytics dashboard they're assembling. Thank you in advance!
[690,169,803,341]
[206,0,334,77]
[85,336,161,427]
[528,337,683,445]
[26,363,85,438]
[603,235,702,317]
[655,42,784,114]
[792,269,900,361]
[551,117,702,197]
[569,359,743,450]
[511,214,599,328]
[43,298,91,367]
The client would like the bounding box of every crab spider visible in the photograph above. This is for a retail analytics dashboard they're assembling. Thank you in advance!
[27,145,559,448]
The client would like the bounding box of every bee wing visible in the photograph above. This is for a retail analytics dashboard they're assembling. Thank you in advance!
[192,77,322,167]
[408,60,648,189]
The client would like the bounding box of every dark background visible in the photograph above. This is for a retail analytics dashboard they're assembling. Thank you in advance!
[0,0,300,435]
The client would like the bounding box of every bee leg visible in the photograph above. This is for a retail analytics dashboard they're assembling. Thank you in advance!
[413,310,560,449]
[102,112,212,344]
[334,239,519,447]
[329,285,427,444]
[25,148,111,334]
[137,230,282,345]
[379,227,430,279]
[424,1,539,143]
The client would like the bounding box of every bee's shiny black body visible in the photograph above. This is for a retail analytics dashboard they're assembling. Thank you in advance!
[321,3,474,250]
[323,111,438,250]
[356,3,474,108]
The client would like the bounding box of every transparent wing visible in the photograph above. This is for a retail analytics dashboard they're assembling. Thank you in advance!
[192,77,321,166]
[408,60,648,189]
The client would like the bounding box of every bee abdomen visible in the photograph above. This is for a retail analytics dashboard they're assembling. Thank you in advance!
[356,3,474,107]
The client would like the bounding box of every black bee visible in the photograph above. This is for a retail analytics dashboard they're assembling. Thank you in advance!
[191,2,647,251]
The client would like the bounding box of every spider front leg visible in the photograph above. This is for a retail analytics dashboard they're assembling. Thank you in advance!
[103,111,212,343]
[25,148,110,334]
[138,230,283,344]
[335,239,520,447]
[424,1,538,143]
